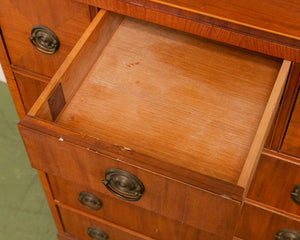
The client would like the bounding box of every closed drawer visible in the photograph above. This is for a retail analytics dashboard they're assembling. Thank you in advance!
[13,69,49,113]
[19,10,291,239]
[58,205,151,240]
[0,0,92,77]
[49,174,224,240]
[281,94,300,158]
[248,150,300,216]
[22,128,239,239]
[236,202,300,240]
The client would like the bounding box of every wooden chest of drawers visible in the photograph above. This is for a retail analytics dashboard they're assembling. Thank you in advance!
[1,0,300,239]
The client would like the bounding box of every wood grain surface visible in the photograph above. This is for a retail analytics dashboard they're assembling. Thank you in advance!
[281,94,300,158]
[248,150,300,216]
[150,0,300,41]
[237,60,290,192]
[58,205,153,240]
[75,0,300,61]
[236,201,300,240]
[31,10,123,121]
[55,16,282,184]
[13,71,48,113]
[37,171,64,233]
[0,0,92,77]
[19,126,240,238]
[267,63,300,150]
[0,32,26,119]
[49,174,228,240]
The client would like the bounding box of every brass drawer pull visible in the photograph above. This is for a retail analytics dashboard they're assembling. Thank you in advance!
[275,228,300,240]
[102,168,145,201]
[87,226,109,240]
[291,184,300,205]
[78,191,102,211]
[29,25,60,54]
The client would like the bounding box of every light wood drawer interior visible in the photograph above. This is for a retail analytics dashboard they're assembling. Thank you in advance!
[49,174,222,240]
[23,9,291,196]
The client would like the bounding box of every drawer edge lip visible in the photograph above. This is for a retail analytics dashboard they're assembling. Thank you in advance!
[18,115,244,201]
[57,203,156,240]
[237,60,292,196]
[54,199,222,239]
[245,198,300,222]
[263,148,300,165]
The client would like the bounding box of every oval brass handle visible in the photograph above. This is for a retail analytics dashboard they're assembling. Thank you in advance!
[102,168,145,201]
[275,228,300,240]
[29,25,59,54]
[87,226,109,240]
[291,184,300,205]
[78,191,102,211]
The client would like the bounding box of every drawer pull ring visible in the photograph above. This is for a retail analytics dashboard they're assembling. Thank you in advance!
[29,25,60,54]
[102,168,145,201]
[78,191,102,211]
[275,228,300,240]
[87,226,109,240]
[291,184,300,205]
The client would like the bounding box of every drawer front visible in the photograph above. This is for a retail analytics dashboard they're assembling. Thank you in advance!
[14,71,48,113]
[248,152,300,216]
[20,126,240,239]
[236,202,300,240]
[281,94,300,158]
[0,0,92,77]
[58,206,151,240]
[49,174,223,240]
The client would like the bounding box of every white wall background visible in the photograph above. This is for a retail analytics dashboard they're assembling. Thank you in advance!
[0,64,7,83]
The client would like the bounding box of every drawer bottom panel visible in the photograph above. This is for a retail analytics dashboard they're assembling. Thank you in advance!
[236,202,300,240]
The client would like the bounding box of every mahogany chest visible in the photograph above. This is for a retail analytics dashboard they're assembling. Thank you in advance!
[1,1,300,239]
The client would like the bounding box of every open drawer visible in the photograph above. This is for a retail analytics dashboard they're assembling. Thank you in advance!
[18,10,291,238]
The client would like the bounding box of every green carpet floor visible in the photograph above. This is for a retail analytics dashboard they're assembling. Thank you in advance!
[0,82,56,239]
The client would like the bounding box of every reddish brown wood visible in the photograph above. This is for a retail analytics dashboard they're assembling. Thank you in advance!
[13,71,48,113]
[20,116,244,201]
[0,0,92,77]
[247,150,300,216]
[49,174,226,240]
[236,202,300,240]
[149,0,300,41]
[268,63,300,150]
[54,16,283,186]
[19,125,240,239]
[89,6,99,20]
[58,205,153,240]
[75,0,300,61]
[25,11,289,204]
[31,10,124,121]
[37,171,64,233]
[281,94,300,157]
[0,31,26,119]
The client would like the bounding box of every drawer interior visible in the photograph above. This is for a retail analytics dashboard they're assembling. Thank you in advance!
[27,10,290,193]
